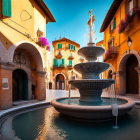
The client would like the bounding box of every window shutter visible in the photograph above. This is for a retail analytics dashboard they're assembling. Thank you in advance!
[58,44,62,49]
[60,44,62,49]
[69,60,72,66]
[71,45,73,50]
[125,1,129,14]
[53,58,57,67]
[62,58,65,66]
[2,0,12,17]
[113,17,116,29]
[74,46,75,50]
[68,44,71,49]
[133,0,138,8]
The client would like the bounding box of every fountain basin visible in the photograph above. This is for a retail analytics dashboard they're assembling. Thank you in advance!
[51,97,135,121]
[78,46,105,61]
[69,79,115,90]
[74,62,110,79]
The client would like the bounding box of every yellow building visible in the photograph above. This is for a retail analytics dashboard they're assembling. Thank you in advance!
[51,37,81,90]
[0,0,55,109]
[96,40,104,79]
[100,0,140,96]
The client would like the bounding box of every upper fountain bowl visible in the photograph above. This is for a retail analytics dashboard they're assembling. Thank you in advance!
[78,45,105,61]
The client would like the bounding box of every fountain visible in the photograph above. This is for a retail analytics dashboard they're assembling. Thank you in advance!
[51,10,135,121]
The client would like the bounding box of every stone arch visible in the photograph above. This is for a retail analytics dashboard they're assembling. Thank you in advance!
[8,41,45,71]
[106,64,116,79]
[119,49,140,95]
[55,73,66,90]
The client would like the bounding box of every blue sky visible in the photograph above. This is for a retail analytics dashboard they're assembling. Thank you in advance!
[45,0,113,48]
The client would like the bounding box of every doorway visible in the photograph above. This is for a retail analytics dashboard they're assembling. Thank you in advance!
[12,69,28,101]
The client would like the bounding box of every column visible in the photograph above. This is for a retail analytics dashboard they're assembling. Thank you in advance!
[0,62,14,109]
[36,71,46,100]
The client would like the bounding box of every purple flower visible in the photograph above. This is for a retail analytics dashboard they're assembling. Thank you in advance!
[46,45,51,51]
[39,37,49,46]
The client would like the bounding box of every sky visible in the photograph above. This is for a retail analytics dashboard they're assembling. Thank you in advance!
[44,0,113,48]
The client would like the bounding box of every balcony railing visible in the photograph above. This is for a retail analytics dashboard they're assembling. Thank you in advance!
[104,46,118,62]
[118,7,140,33]
[53,64,65,68]
[67,64,73,69]
[68,55,74,59]
[56,52,63,58]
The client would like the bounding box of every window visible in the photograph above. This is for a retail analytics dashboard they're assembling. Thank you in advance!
[2,0,12,17]
[37,29,43,40]
[53,58,57,67]
[69,60,72,66]
[129,0,133,11]
[109,17,116,33]
[58,59,61,66]
[58,44,62,49]
[68,44,75,51]
[62,58,65,66]
[125,0,138,14]
[108,37,114,49]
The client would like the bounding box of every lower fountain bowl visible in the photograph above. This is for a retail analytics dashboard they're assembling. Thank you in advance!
[51,97,135,122]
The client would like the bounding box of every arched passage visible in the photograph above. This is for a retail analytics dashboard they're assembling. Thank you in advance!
[12,69,28,101]
[107,70,113,79]
[55,74,65,90]
[126,55,138,94]
[119,51,139,95]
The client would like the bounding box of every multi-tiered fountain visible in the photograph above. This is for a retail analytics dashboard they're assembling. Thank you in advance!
[51,10,135,121]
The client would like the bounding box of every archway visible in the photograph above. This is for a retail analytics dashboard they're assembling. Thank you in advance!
[12,69,28,101]
[126,55,138,94]
[55,74,65,90]
[119,52,139,95]
[107,70,113,79]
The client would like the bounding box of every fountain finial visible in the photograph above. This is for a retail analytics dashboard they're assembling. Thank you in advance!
[88,9,95,45]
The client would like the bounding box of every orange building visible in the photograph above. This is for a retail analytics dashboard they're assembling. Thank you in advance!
[100,0,140,96]
[0,0,55,109]
[51,37,81,90]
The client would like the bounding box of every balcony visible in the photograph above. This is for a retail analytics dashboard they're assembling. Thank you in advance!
[104,46,118,62]
[67,64,73,69]
[55,51,63,58]
[118,7,140,33]
[79,56,84,62]
[68,55,74,60]
[53,64,65,69]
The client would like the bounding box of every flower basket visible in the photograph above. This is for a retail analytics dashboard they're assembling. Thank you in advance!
[39,37,49,47]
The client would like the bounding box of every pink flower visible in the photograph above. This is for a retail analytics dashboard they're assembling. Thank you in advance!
[46,45,51,51]
[39,37,49,46]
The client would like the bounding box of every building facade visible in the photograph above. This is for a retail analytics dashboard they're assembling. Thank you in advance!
[51,37,81,90]
[0,0,55,109]
[100,0,140,96]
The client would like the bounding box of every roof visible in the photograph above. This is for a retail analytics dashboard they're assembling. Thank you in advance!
[35,0,56,22]
[52,37,80,47]
[100,0,122,32]
[96,40,104,45]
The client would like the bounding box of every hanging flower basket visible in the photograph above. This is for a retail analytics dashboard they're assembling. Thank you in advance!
[118,7,140,33]
[39,37,49,47]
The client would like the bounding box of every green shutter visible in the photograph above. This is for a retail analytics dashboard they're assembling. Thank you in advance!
[58,44,62,49]
[68,44,71,49]
[53,58,57,67]
[113,17,116,29]
[2,0,12,17]
[62,58,65,66]
[69,60,72,66]
[71,45,73,50]
[74,46,75,50]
